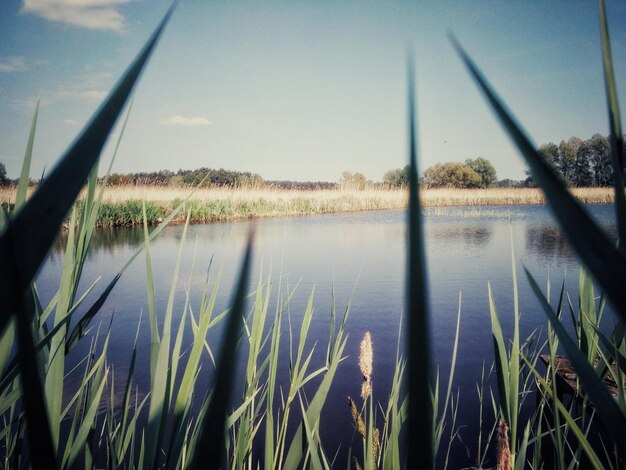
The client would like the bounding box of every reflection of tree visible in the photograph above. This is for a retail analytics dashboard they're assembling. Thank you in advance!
[48,227,145,261]
[429,225,492,246]
[525,225,574,262]
[525,223,617,263]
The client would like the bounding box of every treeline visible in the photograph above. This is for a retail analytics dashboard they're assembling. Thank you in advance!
[536,134,623,187]
[383,158,498,189]
[106,168,265,188]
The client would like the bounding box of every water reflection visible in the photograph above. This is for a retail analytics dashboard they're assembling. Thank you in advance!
[525,225,575,262]
[49,226,147,261]
[428,225,492,246]
[525,222,618,263]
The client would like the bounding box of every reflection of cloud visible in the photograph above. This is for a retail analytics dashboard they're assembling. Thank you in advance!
[160,115,211,127]
[0,56,27,73]
[21,0,129,31]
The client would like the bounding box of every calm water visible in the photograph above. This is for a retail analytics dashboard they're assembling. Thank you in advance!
[38,204,617,468]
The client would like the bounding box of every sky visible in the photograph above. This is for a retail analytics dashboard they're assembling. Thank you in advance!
[1,1,626,183]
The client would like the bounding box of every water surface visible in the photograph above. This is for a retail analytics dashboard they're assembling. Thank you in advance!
[38,204,617,468]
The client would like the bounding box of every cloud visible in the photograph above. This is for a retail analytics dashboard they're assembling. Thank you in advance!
[51,88,107,102]
[0,56,27,73]
[160,115,212,127]
[21,0,130,31]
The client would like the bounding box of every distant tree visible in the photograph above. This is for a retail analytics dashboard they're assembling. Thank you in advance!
[422,162,482,189]
[586,134,611,186]
[557,137,581,185]
[0,162,8,186]
[339,171,368,190]
[464,157,497,188]
[496,178,522,188]
[383,165,409,188]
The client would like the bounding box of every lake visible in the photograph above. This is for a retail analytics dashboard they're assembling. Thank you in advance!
[37,203,617,468]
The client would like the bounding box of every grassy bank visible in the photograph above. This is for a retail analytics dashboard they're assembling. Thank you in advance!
[0,185,615,226]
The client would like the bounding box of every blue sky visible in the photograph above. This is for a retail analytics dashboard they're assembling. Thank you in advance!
[1,1,626,183]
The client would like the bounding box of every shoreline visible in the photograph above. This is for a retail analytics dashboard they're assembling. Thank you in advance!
[1,186,615,227]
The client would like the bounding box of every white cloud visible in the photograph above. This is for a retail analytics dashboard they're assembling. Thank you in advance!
[51,88,107,102]
[21,0,130,31]
[0,56,27,73]
[160,115,212,127]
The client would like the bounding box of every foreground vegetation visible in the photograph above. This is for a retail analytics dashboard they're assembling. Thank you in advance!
[0,1,625,470]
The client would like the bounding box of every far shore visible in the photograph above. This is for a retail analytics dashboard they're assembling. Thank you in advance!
[0,186,615,227]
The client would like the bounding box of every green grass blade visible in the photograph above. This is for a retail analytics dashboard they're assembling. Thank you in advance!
[64,366,109,469]
[15,295,57,469]
[524,355,605,470]
[188,229,254,470]
[451,35,626,324]
[525,267,626,461]
[599,0,626,247]
[15,94,40,212]
[406,55,433,470]
[508,224,520,461]
[0,3,176,335]
[488,283,510,425]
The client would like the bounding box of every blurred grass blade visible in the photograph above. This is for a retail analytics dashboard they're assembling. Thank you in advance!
[451,35,626,324]
[406,56,433,469]
[0,2,176,334]
[15,295,57,469]
[599,0,626,246]
[525,267,626,461]
[188,229,255,470]
[15,94,40,212]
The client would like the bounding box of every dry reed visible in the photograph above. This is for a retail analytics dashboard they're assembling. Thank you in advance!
[348,396,366,438]
[0,186,615,226]
[496,419,512,470]
[359,332,373,399]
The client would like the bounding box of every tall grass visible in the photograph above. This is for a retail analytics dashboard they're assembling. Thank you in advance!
[1,0,625,468]
[0,186,615,227]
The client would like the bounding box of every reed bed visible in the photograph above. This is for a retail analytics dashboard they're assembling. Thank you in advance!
[1,186,615,227]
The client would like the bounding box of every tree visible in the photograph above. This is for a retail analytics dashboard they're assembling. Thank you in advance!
[557,137,581,185]
[464,157,497,188]
[0,162,8,186]
[339,171,368,190]
[422,162,482,189]
[383,165,409,188]
[587,134,611,186]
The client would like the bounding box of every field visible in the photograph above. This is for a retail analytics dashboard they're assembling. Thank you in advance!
[0,185,615,226]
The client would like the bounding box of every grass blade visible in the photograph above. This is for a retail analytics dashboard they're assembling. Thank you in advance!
[15,293,57,469]
[599,0,626,247]
[188,229,255,470]
[406,55,433,469]
[15,94,40,212]
[0,2,176,335]
[451,35,626,324]
[525,267,626,462]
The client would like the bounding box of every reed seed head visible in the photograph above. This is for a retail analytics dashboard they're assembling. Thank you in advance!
[372,428,380,464]
[359,331,373,379]
[348,396,366,438]
[359,332,373,399]
[496,418,512,470]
